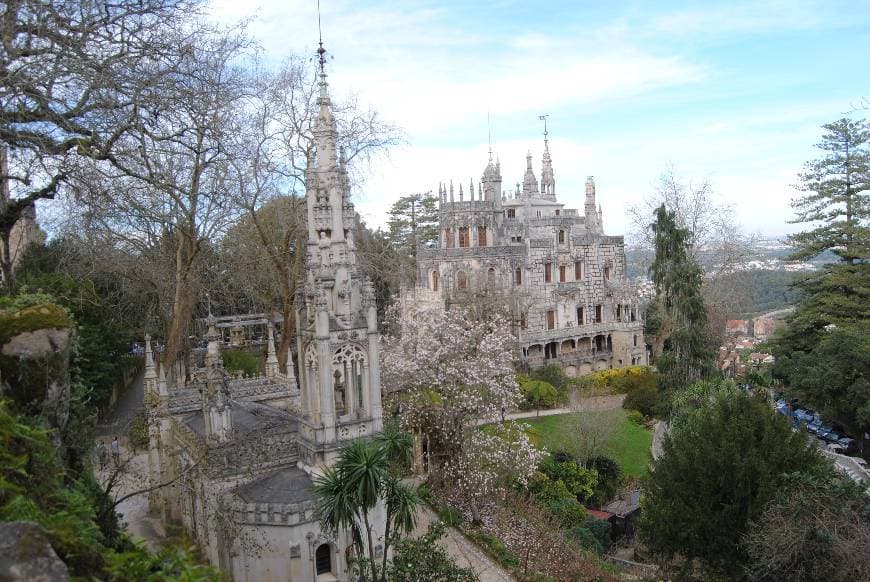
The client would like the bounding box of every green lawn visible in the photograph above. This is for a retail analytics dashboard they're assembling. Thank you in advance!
[522,409,653,478]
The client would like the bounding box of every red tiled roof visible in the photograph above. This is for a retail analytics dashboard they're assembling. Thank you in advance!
[586,509,614,520]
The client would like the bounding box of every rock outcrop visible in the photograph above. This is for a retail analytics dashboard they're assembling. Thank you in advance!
[0,303,72,431]
[0,521,70,581]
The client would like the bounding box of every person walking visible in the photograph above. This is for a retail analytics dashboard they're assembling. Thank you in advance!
[97,441,108,471]
[111,436,121,467]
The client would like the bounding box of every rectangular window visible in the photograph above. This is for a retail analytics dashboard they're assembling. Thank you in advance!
[546,310,555,330]
[574,261,582,280]
[595,305,603,323]
[633,334,638,347]
[616,305,622,321]
[507,208,516,218]
[604,266,611,280]
[458,227,469,248]
[520,313,527,329]
[544,262,552,283]
[477,226,487,247]
[515,268,522,286]
[576,307,584,325]
[558,230,565,244]
[559,265,566,282]
[555,209,560,216]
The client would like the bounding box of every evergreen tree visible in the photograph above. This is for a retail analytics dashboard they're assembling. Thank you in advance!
[789,118,870,263]
[772,118,870,440]
[647,204,715,407]
[638,386,823,578]
[385,192,440,263]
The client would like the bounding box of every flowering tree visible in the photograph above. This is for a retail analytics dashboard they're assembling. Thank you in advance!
[382,302,542,519]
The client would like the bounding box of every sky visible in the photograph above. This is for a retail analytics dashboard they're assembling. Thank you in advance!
[210,0,870,239]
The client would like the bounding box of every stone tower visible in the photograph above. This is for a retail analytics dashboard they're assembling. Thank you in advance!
[295,64,384,471]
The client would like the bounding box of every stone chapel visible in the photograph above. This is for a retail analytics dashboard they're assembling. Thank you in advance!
[144,56,385,582]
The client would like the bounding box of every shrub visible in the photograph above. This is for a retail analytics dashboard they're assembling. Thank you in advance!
[625,409,645,426]
[530,364,568,391]
[437,505,464,527]
[568,526,605,555]
[584,516,612,551]
[588,456,622,507]
[127,411,149,453]
[469,531,520,568]
[221,349,259,376]
[518,376,561,410]
[538,457,598,503]
[548,498,587,528]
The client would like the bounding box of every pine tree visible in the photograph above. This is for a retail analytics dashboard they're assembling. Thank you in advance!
[789,117,870,264]
[385,192,440,262]
[647,204,715,405]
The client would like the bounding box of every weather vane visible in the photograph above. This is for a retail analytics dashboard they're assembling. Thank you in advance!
[539,114,549,141]
[316,0,326,72]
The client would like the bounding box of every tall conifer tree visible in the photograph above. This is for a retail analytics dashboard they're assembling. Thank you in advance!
[789,117,870,264]
[648,204,714,406]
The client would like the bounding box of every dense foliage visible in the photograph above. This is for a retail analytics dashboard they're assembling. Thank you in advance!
[386,522,478,581]
[743,470,870,581]
[314,428,421,582]
[639,387,823,578]
[647,205,716,408]
[788,118,869,264]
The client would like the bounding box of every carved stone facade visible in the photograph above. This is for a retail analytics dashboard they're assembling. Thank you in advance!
[145,62,384,582]
[415,140,647,376]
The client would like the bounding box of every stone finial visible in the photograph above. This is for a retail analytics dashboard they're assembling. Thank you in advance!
[449,180,454,202]
[469,179,474,200]
[265,323,279,378]
[459,183,464,201]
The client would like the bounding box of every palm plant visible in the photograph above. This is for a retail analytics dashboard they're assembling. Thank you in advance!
[314,432,421,582]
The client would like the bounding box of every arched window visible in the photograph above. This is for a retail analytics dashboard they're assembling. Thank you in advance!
[544,262,552,283]
[444,228,453,248]
[431,270,439,292]
[558,230,565,244]
[487,267,496,286]
[515,268,522,286]
[456,271,468,291]
[604,266,611,280]
[315,544,332,575]
[478,225,487,247]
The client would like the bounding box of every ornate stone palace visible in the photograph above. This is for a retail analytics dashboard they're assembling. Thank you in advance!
[145,60,384,582]
[414,138,647,376]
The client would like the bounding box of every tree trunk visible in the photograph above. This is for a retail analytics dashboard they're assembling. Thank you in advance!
[162,235,198,379]
[0,228,14,295]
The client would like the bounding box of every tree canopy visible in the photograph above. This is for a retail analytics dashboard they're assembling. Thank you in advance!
[638,386,823,578]
[789,118,870,264]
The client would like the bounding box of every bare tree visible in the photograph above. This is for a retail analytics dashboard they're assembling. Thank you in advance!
[70,28,249,375]
[0,0,202,292]
[627,166,754,317]
[224,57,400,364]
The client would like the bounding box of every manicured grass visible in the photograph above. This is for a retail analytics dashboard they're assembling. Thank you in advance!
[522,409,653,478]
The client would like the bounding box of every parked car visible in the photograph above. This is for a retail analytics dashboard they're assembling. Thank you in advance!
[837,437,857,454]
[822,431,843,444]
[807,419,823,434]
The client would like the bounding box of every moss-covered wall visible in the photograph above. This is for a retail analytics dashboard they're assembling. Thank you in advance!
[0,303,73,428]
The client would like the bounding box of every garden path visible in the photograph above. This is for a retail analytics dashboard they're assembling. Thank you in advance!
[479,394,627,426]
[413,506,515,582]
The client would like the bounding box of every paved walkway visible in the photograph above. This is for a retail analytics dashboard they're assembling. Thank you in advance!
[96,368,145,437]
[413,507,514,582]
[94,441,166,552]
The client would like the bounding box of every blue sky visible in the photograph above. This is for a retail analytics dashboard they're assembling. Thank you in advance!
[211,0,870,238]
